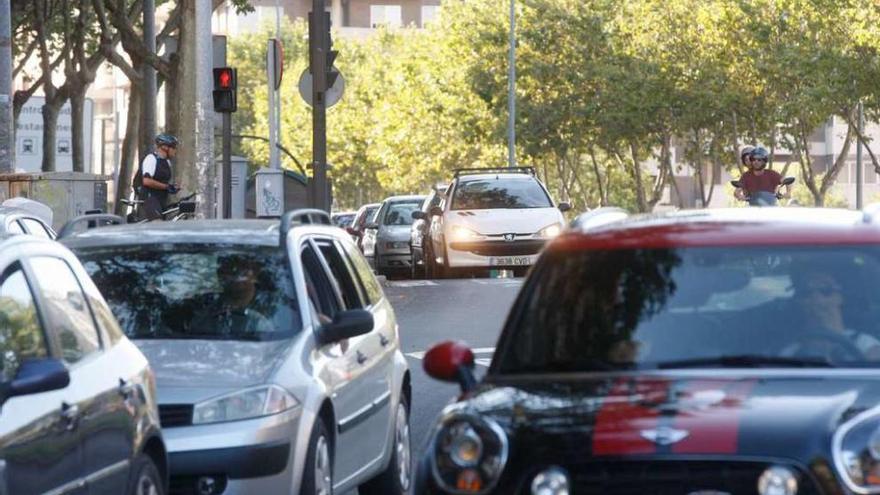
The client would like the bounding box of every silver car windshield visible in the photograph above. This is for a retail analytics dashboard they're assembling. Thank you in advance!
[383,202,422,226]
[79,245,301,341]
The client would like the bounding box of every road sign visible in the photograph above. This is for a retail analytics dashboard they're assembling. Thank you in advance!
[15,96,93,173]
[298,68,345,108]
[268,38,283,91]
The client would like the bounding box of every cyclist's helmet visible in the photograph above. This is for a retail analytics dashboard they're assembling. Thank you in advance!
[155,133,179,148]
[750,147,770,169]
[740,145,755,166]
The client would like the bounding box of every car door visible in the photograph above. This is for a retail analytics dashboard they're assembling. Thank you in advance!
[300,240,378,484]
[315,238,392,463]
[0,260,85,495]
[27,256,133,493]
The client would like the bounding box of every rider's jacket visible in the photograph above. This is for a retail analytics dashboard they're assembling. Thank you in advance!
[140,153,172,204]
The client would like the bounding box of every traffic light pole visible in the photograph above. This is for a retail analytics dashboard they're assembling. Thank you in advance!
[222,113,232,218]
[310,0,329,212]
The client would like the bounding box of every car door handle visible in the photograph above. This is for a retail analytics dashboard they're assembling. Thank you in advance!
[379,334,390,347]
[61,402,80,431]
[356,351,368,365]
[118,378,135,400]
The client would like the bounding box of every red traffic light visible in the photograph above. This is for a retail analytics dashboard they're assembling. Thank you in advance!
[213,67,237,91]
[219,70,232,88]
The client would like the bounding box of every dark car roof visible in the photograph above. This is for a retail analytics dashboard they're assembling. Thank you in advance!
[553,208,880,251]
[61,219,284,250]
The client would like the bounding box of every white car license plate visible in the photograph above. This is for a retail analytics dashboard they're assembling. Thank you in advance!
[489,256,533,266]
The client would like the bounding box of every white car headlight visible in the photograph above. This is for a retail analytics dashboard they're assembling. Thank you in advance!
[431,412,509,494]
[833,406,880,493]
[537,223,563,239]
[193,385,299,425]
[450,226,483,242]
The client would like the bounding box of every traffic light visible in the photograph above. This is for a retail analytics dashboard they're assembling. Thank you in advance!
[309,12,340,92]
[212,67,237,113]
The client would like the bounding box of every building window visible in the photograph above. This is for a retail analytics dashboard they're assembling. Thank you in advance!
[370,5,402,28]
[421,5,440,26]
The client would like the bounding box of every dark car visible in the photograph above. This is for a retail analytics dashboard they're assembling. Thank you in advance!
[0,233,166,495]
[411,186,446,279]
[350,203,381,251]
[416,207,880,495]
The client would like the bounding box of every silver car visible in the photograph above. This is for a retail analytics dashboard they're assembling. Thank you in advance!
[363,195,426,277]
[62,211,412,495]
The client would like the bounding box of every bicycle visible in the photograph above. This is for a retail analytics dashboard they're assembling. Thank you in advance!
[121,192,197,222]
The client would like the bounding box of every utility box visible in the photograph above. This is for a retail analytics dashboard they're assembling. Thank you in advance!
[0,172,110,229]
[249,168,309,218]
[217,155,248,219]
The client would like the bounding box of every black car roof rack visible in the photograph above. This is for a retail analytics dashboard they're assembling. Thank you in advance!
[279,208,332,248]
[58,213,125,239]
[453,166,536,178]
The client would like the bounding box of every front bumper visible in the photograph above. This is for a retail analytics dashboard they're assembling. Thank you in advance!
[164,406,302,494]
[446,239,545,268]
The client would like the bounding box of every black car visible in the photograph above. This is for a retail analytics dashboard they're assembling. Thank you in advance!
[0,233,166,495]
[416,207,880,495]
[411,186,446,279]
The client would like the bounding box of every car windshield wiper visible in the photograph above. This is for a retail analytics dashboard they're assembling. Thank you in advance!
[655,355,835,369]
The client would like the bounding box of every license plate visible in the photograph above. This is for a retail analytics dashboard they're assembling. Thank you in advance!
[489,256,533,266]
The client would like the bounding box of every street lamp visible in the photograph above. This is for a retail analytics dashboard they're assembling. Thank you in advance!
[507,0,516,168]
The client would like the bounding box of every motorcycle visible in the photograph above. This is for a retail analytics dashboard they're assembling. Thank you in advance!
[731,176,796,206]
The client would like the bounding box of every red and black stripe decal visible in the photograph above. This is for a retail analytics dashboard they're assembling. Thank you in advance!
[592,377,757,456]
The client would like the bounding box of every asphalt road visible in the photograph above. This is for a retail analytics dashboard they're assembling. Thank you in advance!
[344,276,522,494]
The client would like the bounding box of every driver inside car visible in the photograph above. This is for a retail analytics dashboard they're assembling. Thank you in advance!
[191,257,274,336]
[781,267,880,361]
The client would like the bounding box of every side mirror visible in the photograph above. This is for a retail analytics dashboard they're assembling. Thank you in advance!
[423,341,477,393]
[429,206,443,217]
[558,202,572,213]
[2,358,70,405]
[318,309,374,345]
[412,210,426,220]
[730,180,743,188]
[781,176,796,186]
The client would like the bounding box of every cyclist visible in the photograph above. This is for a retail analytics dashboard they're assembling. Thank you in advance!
[135,133,180,220]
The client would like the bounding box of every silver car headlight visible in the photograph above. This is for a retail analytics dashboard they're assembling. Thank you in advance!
[430,412,509,494]
[833,406,880,493]
[193,385,299,425]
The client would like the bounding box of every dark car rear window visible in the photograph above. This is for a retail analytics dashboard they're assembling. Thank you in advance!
[77,244,300,341]
[494,245,880,373]
[452,178,552,210]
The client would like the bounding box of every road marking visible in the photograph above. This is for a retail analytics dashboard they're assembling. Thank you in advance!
[386,280,439,288]
[470,279,523,286]
[406,347,495,367]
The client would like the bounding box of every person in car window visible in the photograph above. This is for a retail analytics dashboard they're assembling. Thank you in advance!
[783,267,880,361]
[192,258,274,336]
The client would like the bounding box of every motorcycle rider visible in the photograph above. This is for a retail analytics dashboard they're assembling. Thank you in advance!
[734,147,791,205]
[136,133,180,220]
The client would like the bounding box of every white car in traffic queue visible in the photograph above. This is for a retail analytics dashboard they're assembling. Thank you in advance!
[428,167,571,277]
[60,210,413,495]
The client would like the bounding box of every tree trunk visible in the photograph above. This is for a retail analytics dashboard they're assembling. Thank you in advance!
[629,141,648,212]
[70,88,85,172]
[588,146,606,206]
[115,86,141,214]
[40,102,60,172]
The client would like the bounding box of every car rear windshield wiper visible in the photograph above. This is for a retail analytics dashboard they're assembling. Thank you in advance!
[655,355,835,369]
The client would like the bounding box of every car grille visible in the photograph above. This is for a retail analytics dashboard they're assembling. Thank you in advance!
[450,239,545,256]
[559,460,822,495]
[159,404,193,428]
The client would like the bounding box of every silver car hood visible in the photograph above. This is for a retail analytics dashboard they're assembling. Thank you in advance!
[135,339,291,402]
[378,225,412,241]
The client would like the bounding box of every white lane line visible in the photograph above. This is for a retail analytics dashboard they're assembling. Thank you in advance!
[406,347,495,367]
[387,280,439,287]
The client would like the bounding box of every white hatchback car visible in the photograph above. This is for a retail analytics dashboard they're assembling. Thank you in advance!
[427,167,570,277]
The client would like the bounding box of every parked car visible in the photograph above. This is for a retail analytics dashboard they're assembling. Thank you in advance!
[417,206,880,494]
[363,195,426,277]
[0,232,166,495]
[410,186,446,279]
[0,200,56,238]
[62,211,412,495]
[331,211,357,229]
[350,203,381,251]
[428,167,570,278]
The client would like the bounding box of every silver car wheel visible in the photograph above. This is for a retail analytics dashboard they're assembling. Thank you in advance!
[136,473,159,495]
[315,435,333,495]
[395,403,412,490]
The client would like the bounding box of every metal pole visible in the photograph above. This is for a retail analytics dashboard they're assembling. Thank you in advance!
[143,0,157,142]
[222,113,231,218]
[857,100,864,209]
[0,0,14,173]
[311,2,329,211]
[507,0,516,168]
[267,40,279,169]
